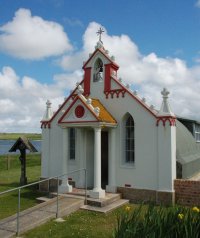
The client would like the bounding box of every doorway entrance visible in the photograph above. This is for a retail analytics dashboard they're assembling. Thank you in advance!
[101,131,108,189]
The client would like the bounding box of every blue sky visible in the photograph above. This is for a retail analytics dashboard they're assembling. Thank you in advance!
[0,0,200,132]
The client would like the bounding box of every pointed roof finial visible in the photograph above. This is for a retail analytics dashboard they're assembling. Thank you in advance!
[157,88,175,117]
[96,27,104,43]
[42,100,53,121]
[161,88,170,99]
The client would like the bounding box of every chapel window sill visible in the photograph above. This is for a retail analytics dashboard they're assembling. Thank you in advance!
[120,162,135,169]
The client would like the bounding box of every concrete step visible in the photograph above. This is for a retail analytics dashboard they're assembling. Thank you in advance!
[81,199,129,214]
[36,196,52,203]
[68,188,89,197]
[58,199,84,217]
[86,193,121,207]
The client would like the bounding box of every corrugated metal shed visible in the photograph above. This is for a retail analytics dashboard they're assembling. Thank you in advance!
[176,120,200,178]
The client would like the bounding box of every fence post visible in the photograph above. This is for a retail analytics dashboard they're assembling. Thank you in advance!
[16,188,21,236]
[56,176,59,218]
[85,169,87,205]
[48,178,50,197]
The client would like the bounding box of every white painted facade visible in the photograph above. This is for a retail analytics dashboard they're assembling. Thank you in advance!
[41,40,177,200]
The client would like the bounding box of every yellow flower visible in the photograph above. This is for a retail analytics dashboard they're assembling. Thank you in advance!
[125,206,131,212]
[192,207,200,213]
[178,213,184,220]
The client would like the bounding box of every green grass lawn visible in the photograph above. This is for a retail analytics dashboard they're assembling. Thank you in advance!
[0,154,42,219]
[0,133,41,140]
[23,206,133,238]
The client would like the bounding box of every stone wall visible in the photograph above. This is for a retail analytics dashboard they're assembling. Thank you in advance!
[174,179,200,206]
[39,177,62,192]
[117,187,174,205]
[39,177,76,192]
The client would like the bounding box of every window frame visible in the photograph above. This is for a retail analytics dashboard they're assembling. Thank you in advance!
[194,124,200,142]
[120,112,136,165]
[125,116,135,163]
[69,128,76,160]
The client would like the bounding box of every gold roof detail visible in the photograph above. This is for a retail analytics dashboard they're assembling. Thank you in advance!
[90,98,117,124]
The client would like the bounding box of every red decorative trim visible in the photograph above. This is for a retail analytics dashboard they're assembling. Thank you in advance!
[104,89,126,98]
[59,120,99,124]
[83,93,90,97]
[58,95,100,124]
[156,117,176,127]
[41,121,51,129]
[108,77,158,118]
[83,67,91,96]
[75,105,85,118]
[71,94,77,100]
[82,48,119,70]
[104,64,111,92]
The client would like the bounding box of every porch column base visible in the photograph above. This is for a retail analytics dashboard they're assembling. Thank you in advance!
[59,179,72,193]
[89,189,105,199]
[106,185,117,193]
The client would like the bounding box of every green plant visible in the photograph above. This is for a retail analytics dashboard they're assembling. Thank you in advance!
[114,204,200,238]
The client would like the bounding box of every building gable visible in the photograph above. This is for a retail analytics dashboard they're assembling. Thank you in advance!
[58,87,117,126]
[58,95,99,125]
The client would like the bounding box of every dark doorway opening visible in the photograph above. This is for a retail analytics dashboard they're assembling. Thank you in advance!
[101,131,108,189]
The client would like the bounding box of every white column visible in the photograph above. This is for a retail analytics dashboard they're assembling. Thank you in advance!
[59,128,72,193]
[77,129,86,188]
[157,124,176,191]
[89,127,105,198]
[106,128,117,193]
[41,128,50,178]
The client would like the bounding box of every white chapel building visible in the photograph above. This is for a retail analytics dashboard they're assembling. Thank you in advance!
[41,33,200,204]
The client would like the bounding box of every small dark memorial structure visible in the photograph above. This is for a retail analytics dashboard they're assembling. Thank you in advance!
[9,137,37,185]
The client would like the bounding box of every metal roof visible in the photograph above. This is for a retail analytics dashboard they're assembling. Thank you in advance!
[176,120,200,178]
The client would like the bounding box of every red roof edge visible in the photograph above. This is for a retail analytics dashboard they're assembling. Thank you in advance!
[111,77,158,118]
[82,47,119,69]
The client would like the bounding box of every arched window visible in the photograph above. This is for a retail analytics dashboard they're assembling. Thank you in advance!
[69,128,75,160]
[93,58,103,82]
[125,115,135,163]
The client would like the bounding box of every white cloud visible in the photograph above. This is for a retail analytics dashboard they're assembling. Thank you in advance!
[1,21,200,132]
[53,70,83,90]
[0,66,78,132]
[195,0,200,7]
[0,8,72,60]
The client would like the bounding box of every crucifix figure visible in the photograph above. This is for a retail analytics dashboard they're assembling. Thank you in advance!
[9,137,37,186]
[18,142,27,185]
[96,27,104,43]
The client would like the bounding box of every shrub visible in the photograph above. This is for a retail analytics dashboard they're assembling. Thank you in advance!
[114,204,200,238]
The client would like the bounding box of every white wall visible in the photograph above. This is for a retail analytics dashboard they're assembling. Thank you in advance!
[89,83,159,190]
[42,50,175,192]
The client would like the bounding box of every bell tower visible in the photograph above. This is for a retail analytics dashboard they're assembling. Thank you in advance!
[82,27,119,96]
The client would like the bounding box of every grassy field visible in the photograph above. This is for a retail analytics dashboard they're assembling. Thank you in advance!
[0,133,41,140]
[0,154,42,219]
[23,206,132,238]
